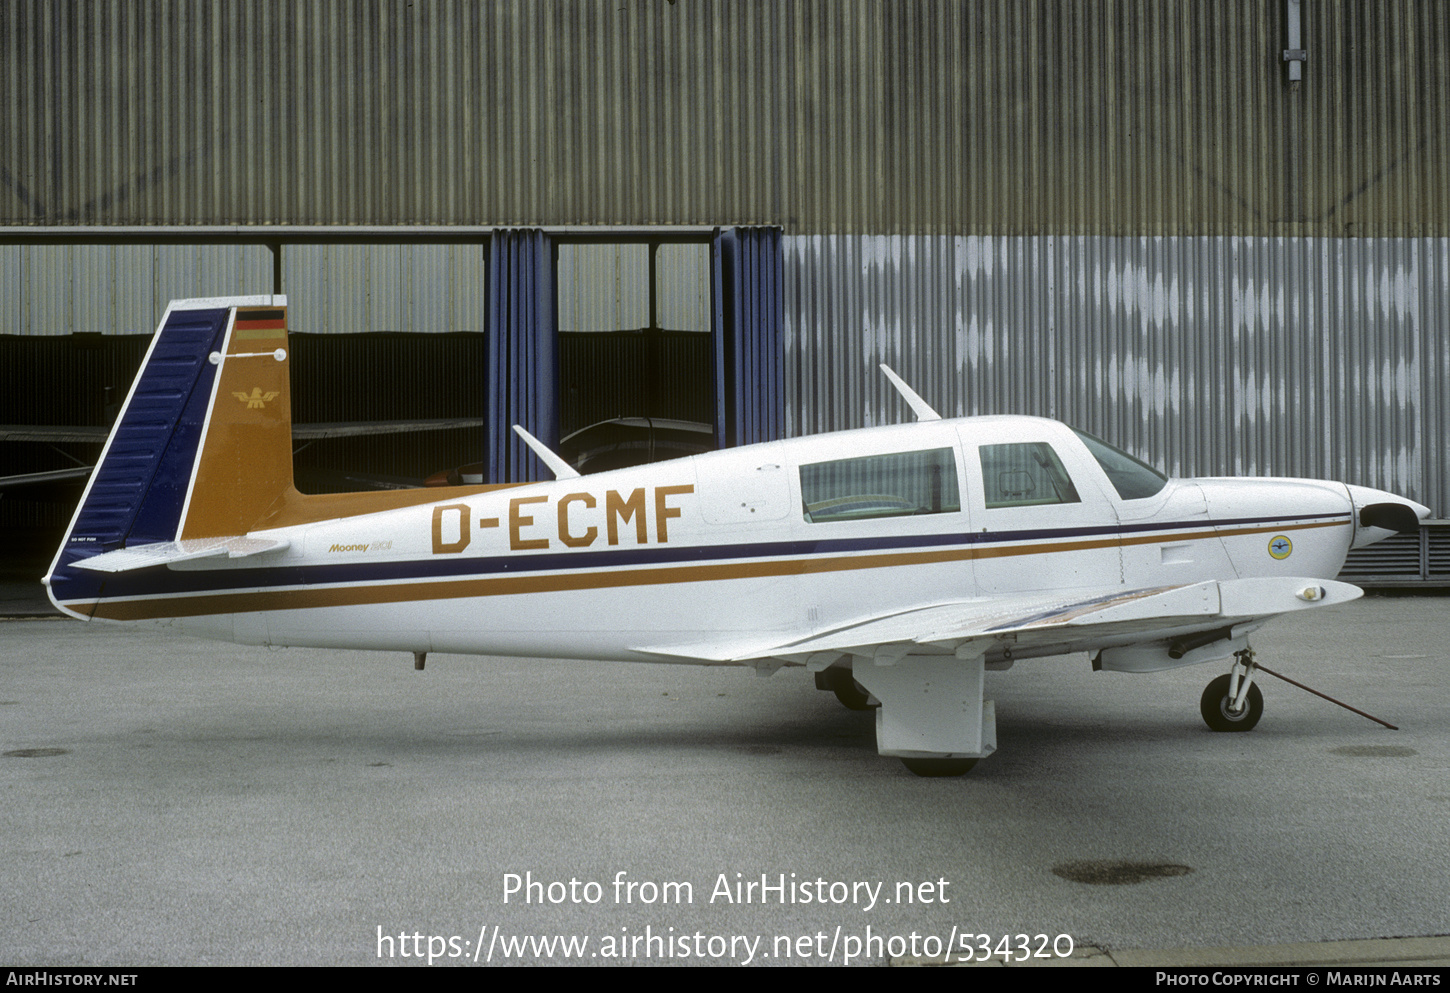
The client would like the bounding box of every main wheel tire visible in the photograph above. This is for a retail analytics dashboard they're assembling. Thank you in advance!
[901,757,979,777]
[1200,673,1264,732]
[825,669,876,711]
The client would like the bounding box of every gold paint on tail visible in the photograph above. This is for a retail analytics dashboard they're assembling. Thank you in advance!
[179,305,513,540]
[180,307,296,539]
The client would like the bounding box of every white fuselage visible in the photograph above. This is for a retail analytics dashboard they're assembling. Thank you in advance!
[145,416,1373,665]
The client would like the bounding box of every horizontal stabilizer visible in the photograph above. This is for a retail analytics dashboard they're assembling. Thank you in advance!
[70,536,290,573]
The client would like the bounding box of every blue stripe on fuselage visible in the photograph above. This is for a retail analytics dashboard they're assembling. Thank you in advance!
[66,511,1349,604]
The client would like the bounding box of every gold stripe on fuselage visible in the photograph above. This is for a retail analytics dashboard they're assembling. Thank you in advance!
[71,518,1350,621]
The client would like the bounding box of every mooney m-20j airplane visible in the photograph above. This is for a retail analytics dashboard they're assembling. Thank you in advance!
[46,297,1429,775]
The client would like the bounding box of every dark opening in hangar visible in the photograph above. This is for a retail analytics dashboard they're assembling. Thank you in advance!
[0,226,787,524]
[484,226,784,483]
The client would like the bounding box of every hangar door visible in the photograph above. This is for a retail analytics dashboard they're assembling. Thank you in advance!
[485,227,784,483]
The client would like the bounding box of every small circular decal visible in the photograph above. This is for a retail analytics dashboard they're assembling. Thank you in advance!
[1268,535,1293,560]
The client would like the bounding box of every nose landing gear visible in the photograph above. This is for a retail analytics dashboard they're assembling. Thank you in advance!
[1201,649,1264,732]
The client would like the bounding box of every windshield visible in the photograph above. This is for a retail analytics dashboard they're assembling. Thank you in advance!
[1072,430,1168,500]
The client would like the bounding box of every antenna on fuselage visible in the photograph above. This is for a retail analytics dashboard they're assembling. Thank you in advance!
[511,425,581,480]
[879,364,942,422]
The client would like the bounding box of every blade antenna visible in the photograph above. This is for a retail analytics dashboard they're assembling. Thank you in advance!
[511,425,581,480]
[879,364,942,421]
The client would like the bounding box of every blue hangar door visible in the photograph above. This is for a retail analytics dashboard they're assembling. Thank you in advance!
[484,227,785,483]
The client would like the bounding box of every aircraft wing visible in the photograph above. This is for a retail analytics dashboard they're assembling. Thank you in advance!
[0,466,95,490]
[0,419,485,490]
[291,418,483,439]
[637,577,1362,664]
[0,425,110,443]
[1,419,482,443]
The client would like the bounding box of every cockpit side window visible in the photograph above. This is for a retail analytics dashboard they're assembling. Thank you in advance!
[1072,430,1169,500]
[979,442,1081,509]
[800,448,960,523]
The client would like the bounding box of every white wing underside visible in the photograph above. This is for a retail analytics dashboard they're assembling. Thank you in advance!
[637,577,1362,664]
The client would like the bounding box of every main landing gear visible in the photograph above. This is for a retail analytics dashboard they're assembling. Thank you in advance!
[858,656,996,778]
[1200,649,1264,732]
[900,757,979,777]
[816,667,877,711]
[814,658,996,777]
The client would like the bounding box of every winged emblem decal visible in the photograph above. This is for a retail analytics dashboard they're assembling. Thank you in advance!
[234,388,280,409]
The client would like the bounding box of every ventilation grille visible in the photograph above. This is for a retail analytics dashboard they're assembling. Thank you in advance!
[1338,524,1450,585]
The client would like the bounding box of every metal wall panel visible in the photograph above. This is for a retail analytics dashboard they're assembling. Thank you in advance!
[289,245,365,335]
[0,243,492,336]
[656,242,711,333]
[23,246,74,335]
[0,244,270,334]
[557,242,711,333]
[5,239,706,337]
[282,244,487,334]
[367,245,407,335]
[410,244,457,335]
[151,245,272,327]
[3,1,1445,235]
[784,235,1448,515]
[557,244,649,333]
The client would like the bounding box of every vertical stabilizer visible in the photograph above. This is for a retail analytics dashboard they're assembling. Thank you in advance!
[45,296,291,617]
[179,303,294,539]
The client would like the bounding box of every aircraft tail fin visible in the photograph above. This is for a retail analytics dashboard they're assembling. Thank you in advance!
[46,296,294,617]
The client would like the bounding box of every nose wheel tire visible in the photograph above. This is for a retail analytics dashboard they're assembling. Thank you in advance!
[1200,673,1264,732]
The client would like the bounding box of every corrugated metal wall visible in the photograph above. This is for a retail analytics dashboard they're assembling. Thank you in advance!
[0,243,491,335]
[1,241,719,336]
[784,235,1449,514]
[1,244,271,334]
[4,233,1445,512]
[559,245,651,333]
[284,245,489,334]
[3,1,1447,523]
[557,243,711,333]
[3,0,1446,235]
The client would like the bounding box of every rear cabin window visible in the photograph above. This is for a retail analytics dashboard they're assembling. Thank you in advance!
[979,442,1081,508]
[800,448,961,523]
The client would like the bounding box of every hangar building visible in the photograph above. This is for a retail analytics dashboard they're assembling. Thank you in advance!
[2,0,1447,584]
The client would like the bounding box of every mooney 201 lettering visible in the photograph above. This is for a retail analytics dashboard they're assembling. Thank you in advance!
[45,297,1430,776]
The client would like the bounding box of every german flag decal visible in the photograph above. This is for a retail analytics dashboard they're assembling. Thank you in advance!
[234,307,287,339]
